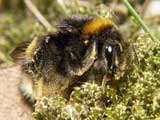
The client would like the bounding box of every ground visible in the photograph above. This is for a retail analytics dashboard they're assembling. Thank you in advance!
[0,65,32,120]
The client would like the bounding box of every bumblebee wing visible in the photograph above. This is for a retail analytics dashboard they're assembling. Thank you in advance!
[10,41,30,62]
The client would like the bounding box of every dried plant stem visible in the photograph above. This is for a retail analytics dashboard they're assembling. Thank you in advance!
[24,0,52,31]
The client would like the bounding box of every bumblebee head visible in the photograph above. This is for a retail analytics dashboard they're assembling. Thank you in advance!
[58,15,126,77]
[102,39,123,75]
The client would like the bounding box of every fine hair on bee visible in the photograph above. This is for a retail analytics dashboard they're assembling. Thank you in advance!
[12,14,132,103]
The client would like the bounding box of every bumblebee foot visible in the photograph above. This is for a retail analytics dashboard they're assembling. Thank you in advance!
[101,74,111,93]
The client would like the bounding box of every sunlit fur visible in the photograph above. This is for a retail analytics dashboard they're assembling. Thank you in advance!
[82,18,116,34]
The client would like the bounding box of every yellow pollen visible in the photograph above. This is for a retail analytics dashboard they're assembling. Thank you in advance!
[82,18,116,34]
[26,36,38,59]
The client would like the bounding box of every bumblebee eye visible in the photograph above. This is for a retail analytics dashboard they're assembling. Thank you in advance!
[106,45,112,53]
[105,44,116,74]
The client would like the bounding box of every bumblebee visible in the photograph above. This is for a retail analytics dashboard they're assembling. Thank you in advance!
[12,15,130,102]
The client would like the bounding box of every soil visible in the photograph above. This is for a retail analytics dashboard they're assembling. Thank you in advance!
[0,65,32,120]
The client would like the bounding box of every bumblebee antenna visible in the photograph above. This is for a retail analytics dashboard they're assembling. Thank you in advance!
[110,46,116,75]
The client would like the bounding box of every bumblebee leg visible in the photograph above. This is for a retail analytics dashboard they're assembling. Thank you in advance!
[101,74,111,93]
[69,41,97,76]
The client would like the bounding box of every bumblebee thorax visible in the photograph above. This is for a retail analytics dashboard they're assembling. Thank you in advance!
[82,18,117,35]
